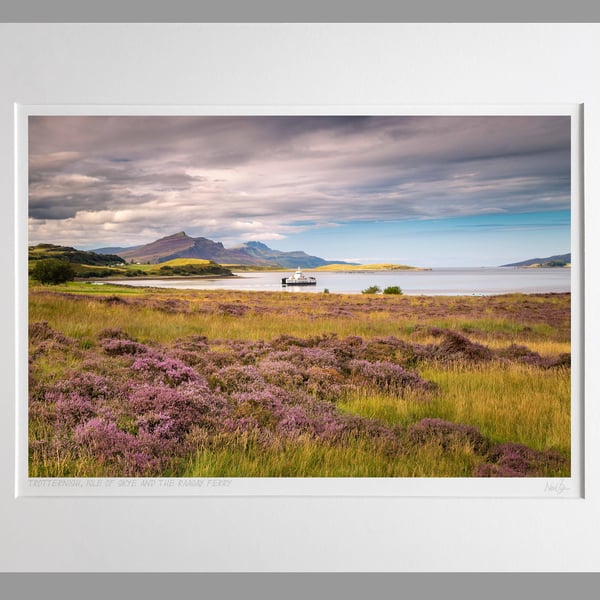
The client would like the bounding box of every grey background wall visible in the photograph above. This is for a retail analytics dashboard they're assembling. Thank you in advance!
[1,1,599,598]
[1,0,600,22]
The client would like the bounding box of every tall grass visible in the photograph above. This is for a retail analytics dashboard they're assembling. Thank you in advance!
[184,434,481,478]
[29,297,390,342]
[338,363,570,453]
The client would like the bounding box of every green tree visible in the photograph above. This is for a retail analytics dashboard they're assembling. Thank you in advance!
[31,259,76,285]
[383,286,403,295]
[361,285,381,294]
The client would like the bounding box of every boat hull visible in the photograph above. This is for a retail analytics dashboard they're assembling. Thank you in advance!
[281,270,317,286]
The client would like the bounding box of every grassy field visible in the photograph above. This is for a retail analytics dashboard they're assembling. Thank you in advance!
[28,283,571,478]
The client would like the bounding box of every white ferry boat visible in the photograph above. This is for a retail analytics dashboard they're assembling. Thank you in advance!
[281,268,317,286]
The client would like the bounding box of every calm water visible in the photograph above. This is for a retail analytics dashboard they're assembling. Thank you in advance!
[106,267,571,295]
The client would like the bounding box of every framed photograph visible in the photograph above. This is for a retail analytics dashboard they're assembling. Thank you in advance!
[2,23,599,572]
[16,105,581,499]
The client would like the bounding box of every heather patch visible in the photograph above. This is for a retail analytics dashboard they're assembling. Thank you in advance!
[53,371,116,400]
[498,344,571,369]
[28,330,436,475]
[476,442,568,477]
[258,359,306,388]
[28,322,76,363]
[217,302,250,316]
[268,347,342,370]
[73,417,177,476]
[131,353,200,385]
[305,366,345,401]
[349,359,437,395]
[430,331,494,363]
[29,321,70,345]
[208,364,266,393]
[316,334,365,363]
[101,338,149,356]
[97,327,134,340]
[270,334,315,350]
[361,336,409,363]
[53,392,97,428]
[126,381,223,435]
[100,295,129,306]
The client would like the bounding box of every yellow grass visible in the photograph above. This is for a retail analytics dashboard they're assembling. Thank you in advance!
[29,297,414,343]
[338,363,570,453]
[185,434,481,477]
[158,258,211,266]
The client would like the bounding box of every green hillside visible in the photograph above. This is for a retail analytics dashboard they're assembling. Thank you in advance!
[29,244,232,279]
[29,243,125,266]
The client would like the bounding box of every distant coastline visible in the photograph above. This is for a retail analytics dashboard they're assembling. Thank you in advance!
[500,253,571,268]
[313,263,430,272]
[507,263,571,269]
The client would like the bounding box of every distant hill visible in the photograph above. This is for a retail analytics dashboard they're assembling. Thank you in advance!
[93,245,140,255]
[234,241,357,269]
[99,232,273,266]
[93,233,354,268]
[29,243,125,266]
[314,263,424,271]
[501,253,571,268]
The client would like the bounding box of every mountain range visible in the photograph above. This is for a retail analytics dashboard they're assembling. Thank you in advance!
[93,232,355,268]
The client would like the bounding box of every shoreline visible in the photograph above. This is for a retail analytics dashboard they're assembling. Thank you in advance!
[79,273,239,282]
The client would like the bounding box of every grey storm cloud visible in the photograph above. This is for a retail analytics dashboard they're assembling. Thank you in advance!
[27,115,571,247]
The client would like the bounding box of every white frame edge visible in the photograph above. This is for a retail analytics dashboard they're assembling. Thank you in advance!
[15,103,583,499]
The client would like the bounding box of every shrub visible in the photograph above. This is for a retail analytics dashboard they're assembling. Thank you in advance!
[97,328,134,341]
[348,359,436,394]
[31,259,76,284]
[305,366,344,401]
[383,286,403,295]
[258,359,305,388]
[101,338,149,356]
[361,285,381,294]
[132,354,200,385]
[476,442,567,477]
[432,331,494,363]
[29,321,69,344]
[209,365,266,393]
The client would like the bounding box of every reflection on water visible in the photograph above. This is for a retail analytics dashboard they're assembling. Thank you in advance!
[105,267,571,296]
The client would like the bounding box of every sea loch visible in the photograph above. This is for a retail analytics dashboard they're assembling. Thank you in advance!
[107,267,571,296]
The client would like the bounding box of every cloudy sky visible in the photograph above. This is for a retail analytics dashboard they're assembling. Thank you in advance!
[28,115,571,267]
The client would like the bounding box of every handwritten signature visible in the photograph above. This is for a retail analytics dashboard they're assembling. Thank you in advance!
[544,479,570,495]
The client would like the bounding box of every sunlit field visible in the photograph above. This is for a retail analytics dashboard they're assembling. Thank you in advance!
[28,284,571,478]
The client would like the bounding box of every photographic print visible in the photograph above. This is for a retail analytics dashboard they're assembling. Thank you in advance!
[26,113,573,481]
